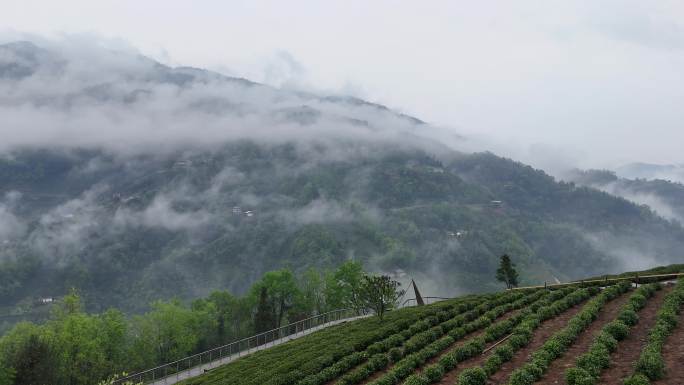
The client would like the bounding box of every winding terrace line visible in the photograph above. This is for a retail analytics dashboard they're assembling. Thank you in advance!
[532,289,633,385]
[485,293,595,384]
[434,291,597,385]
[319,297,495,385]
[354,305,526,385]
[652,299,684,385]
[598,285,672,385]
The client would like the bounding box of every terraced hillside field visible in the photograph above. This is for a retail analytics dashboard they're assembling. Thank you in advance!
[180,277,684,385]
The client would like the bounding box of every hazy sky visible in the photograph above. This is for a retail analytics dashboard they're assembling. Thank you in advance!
[2,0,684,168]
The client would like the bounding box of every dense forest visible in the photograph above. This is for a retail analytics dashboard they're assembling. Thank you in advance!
[2,144,683,328]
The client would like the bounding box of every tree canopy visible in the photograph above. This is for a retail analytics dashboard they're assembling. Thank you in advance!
[496,254,519,289]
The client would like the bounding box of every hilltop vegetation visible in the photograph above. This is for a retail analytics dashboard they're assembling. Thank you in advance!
[0,261,395,385]
[567,168,684,224]
[178,272,684,385]
[3,145,684,323]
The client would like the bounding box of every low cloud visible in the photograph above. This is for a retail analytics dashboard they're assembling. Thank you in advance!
[0,37,441,159]
[0,191,26,241]
[114,195,212,231]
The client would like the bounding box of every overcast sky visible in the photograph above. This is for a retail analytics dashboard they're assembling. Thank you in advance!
[2,0,684,169]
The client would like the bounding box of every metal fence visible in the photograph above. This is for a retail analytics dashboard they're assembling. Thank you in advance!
[510,272,684,291]
[400,296,453,307]
[113,308,358,384]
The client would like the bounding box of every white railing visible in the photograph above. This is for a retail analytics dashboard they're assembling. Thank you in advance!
[113,308,358,384]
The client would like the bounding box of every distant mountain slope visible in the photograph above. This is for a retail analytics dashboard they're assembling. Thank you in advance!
[616,163,684,183]
[0,41,682,320]
[567,168,684,223]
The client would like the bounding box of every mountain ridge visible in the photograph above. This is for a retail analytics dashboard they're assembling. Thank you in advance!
[0,40,681,325]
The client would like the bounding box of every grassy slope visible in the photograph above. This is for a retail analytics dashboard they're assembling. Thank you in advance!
[180,294,491,385]
[180,265,684,385]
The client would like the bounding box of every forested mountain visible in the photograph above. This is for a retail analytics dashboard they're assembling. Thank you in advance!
[1,41,682,328]
[567,168,684,224]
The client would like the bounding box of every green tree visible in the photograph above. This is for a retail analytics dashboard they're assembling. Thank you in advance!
[496,254,519,289]
[300,268,326,315]
[0,323,57,385]
[251,269,300,327]
[49,294,127,385]
[0,366,13,385]
[254,286,276,333]
[97,373,142,385]
[358,275,405,321]
[324,260,365,313]
[192,291,250,346]
[130,300,201,366]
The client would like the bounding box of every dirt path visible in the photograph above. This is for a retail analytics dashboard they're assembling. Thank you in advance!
[598,286,672,385]
[533,291,633,385]
[652,301,684,385]
[486,296,592,385]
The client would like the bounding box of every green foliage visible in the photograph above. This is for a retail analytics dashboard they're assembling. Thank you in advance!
[254,286,276,333]
[456,367,487,385]
[629,278,684,381]
[603,320,630,341]
[496,254,519,289]
[635,347,665,380]
[0,264,400,385]
[358,275,406,321]
[402,374,430,385]
[389,347,403,362]
[618,309,639,327]
[0,366,13,385]
[622,374,650,385]
[423,364,443,382]
[324,261,366,312]
[250,269,301,328]
[565,367,595,385]
[505,283,631,385]
[508,367,536,385]
[563,285,659,384]
[97,373,142,385]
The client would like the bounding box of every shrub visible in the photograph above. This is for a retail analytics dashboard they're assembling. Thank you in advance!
[576,344,610,377]
[367,342,385,355]
[422,364,443,383]
[438,352,457,371]
[389,347,403,362]
[456,367,486,385]
[508,367,535,385]
[604,320,629,341]
[622,373,650,385]
[524,362,543,380]
[629,294,647,310]
[635,347,665,380]
[565,367,595,385]
[656,309,678,331]
[596,331,618,352]
[618,309,639,327]
[368,353,389,371]
[542,337,565,357]
[402,374,429,385]
[493,344,514,362]
[483,354,502,376]
[508,334,529,349]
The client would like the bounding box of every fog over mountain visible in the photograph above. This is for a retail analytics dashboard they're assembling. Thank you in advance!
[566,168,684,224]
[0,39,683,322]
